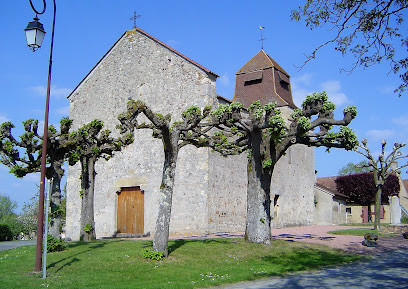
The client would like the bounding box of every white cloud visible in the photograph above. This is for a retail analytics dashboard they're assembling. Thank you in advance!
[291,74,314,107]
[365,129,395,140]
[218,73,230,87]
[291,75,349,107]
[320,81,349,106]
[392,115,408,127]
[294,73,313,86]
[29,85,72,98]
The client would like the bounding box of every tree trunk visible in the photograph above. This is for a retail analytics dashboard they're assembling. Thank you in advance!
[80,157,96,242]
[49,174,62,238]
[245,130,273,244]
[153,142,178,257]
[373,184,382,230]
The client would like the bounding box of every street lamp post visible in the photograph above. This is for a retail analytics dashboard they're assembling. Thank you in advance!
[24,0,56,273]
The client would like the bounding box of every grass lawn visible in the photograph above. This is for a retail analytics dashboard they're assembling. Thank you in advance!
[328,228,382,236]
[0,238,361,289]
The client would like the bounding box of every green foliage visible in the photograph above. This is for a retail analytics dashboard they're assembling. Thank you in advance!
[263,102,277,112]
[248,100,262,112]
[291,0,408,96]
[211,102,243,119]
[90,146,101,155]
[47,234,67,253]
[338,160,370,175]
[343,105,357,118]
[0,194,17,220]
[262,159,273,169]
[321,101,336,112]
[0,214,24,240]
[141,248,165,261]
[291,108,303,120]
[60,117,73,127]
[246,149,252,159]
[0,224,13,241]
[328,228,381,236]
[259,218,265,224]
[302,91,328,109]
[401,216,408,224]
[338,126,358,150]
[68,151,81,165]
[48,125,57,134]
[297,116,311,131]
[323,126,358,151]
[182,106,200,119]
[84,223,93,233]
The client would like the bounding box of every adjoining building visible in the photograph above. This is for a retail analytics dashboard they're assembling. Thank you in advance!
[315,175,408,225]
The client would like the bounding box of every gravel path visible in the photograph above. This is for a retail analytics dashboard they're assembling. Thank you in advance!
[272,225,408,255]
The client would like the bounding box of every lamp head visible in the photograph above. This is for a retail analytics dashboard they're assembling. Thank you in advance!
[24,16,46,52]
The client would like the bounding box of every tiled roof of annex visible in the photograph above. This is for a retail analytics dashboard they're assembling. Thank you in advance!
[316,176,348,199]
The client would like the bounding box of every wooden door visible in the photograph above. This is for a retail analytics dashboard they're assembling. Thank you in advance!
[117,186,144,234]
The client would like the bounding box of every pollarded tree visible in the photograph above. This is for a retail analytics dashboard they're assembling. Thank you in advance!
[68,119,133,241]
[193,92,358,244]
[118,100,211,256]
[291,0,408,96]
[353,139,407,229]
[0,118,72,237]
[335,172,400,222]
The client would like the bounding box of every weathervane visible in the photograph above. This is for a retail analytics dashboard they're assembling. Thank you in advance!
[259,26,265,50]
[130,11,141,28]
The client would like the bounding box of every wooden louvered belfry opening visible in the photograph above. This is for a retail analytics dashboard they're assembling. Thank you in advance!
[117,186,144,234]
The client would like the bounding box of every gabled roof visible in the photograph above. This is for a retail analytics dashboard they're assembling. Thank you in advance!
[68,28,218,99]
[316,177,348,199]
[235,50,289,76]
[134,28,218,78]
[217,95,232,104]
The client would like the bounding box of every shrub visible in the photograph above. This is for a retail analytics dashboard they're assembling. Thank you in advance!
[46,234,67,252]
[141,249,164,261]
[0,224,13,241]
[401,216,408,224]
[0,215,24,240]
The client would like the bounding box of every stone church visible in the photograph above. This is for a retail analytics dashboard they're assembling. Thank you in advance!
[65,28,315,241]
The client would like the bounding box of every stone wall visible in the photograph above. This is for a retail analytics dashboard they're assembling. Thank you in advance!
[66,29,217,240]
[314,187,333,225]
[271,144,315,227]
[207,152,247,233]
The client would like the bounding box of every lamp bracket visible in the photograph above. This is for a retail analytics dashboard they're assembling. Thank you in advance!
[29,0,46,15]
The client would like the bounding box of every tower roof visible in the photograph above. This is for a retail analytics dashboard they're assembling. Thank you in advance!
[236,50,289,76]
[233,50,296,109]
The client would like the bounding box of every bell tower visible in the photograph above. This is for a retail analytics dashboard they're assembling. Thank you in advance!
[233,50,296,109]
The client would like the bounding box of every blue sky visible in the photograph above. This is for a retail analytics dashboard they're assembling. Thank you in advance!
[1,1,407,211]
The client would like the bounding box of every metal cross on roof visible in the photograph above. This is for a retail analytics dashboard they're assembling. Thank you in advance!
[130,11,141,28]
[259,26,266,50]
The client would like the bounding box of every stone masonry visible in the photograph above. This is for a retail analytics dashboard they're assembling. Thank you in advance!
[65,28,315,240]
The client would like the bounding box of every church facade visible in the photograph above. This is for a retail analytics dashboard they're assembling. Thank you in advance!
[65,28,315,240]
